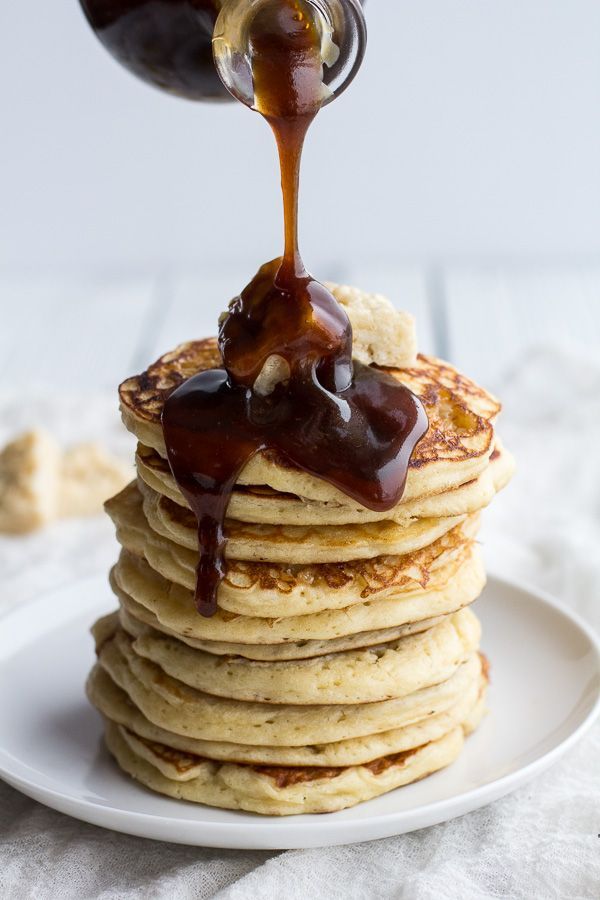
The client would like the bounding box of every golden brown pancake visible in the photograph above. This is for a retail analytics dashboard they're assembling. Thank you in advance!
[134,438,514,526]
[93,619,485,746]
[117,600,449,661]
[109,543,486,645]
[119,340,501,504]
[100,689,486,815]
[97,608,480,705]
[106,481,480,617]
[87,658,487,766]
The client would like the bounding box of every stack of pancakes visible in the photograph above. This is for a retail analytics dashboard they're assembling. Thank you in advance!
[87,297,514,815]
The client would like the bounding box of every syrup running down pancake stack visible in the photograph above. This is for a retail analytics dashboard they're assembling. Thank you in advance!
[87,287,514,815]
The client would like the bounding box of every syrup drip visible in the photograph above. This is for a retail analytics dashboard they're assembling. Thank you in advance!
[162,0,428,616]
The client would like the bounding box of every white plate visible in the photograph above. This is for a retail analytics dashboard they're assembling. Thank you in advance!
[0,574,599,849]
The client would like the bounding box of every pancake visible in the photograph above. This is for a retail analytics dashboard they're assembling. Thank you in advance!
[117,602,449,661]
[88,660,486,766]
[110,544,486,644]
[95,627,483,745]
[138,477,467,565]
[119,340,500,504]
[107,482,479,617]
[98,608,480,705]
[135,439,514,527]
[102,696,484,814]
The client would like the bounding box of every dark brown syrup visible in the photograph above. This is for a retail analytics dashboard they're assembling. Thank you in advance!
[162,0,428,616]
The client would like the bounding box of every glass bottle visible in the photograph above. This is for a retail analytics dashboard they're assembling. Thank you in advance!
[79,0,366,102]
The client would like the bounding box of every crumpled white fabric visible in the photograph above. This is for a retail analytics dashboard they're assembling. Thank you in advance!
[1,348,598,900]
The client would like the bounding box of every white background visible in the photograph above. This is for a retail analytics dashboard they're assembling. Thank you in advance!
[2,0,600,274]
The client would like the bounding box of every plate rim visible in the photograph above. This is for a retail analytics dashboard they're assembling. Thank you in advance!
[0,571,599,849]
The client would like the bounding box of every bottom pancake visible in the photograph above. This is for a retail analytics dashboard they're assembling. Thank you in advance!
[103,687,485,815]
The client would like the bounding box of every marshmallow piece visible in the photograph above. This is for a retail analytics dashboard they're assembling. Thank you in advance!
[325,282,418,368]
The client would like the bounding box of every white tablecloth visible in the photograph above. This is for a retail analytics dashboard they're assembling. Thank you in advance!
[1,346,599,900]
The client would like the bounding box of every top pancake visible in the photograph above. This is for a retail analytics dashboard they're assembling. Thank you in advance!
[119,340,501,505]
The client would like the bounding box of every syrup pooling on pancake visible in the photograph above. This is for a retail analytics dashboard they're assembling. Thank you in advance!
[162,0,428,617]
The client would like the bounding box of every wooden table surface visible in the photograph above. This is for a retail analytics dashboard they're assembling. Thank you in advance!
[2,264,599,394]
